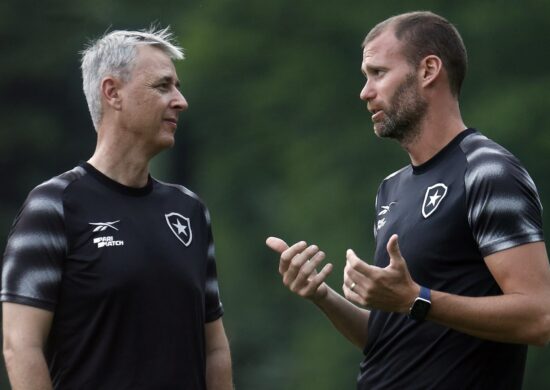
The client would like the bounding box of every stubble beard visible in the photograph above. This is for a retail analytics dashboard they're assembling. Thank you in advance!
[375,72,428,145]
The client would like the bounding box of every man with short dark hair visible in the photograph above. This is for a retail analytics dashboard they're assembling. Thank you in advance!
[267,11,550,389]
[2,27,233,389]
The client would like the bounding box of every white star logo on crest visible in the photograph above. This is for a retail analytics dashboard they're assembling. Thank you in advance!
[165,212,193,246]
[422,183,448,218]
[173,219,188,235]
[427,191,442,207]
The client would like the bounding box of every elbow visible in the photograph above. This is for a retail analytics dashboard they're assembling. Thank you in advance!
[206,344,231,360]
[525,312,550,347]
[536,314,550,347]
[3,341,17,373]
[529,336,549,348]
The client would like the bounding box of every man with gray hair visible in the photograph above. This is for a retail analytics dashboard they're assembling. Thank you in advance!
[1,27,233,389]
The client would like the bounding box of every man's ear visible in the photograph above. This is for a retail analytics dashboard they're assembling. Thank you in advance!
[419,55,442,89]
[101,76,123,111]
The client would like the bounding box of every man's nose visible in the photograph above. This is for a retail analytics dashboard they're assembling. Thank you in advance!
[360,80,375,102]
[172,89,188,111]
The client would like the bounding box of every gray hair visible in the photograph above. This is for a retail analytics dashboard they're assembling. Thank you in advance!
[81,26,184,130]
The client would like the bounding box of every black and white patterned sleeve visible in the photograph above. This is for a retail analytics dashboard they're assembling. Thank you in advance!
[1,176,70,311]
[202,205,224,322]
[462,134,544,257]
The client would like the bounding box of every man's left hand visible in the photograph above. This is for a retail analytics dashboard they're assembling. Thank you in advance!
[343,234,419,313]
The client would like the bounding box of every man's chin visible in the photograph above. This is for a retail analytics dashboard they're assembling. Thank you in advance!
[151,136,176,155]
[373,123,391,139]
[160,130,176,145]
[161,138,176,149]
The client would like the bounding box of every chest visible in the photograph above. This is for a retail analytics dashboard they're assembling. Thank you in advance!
[373,168,481,288]
[61,190,207,300]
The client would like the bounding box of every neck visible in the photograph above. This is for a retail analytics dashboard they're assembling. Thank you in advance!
[402,100,466,166]
[88,125,153,188]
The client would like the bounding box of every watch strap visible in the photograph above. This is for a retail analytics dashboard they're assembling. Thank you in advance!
[419,285,431,302]
[408,285,432,321]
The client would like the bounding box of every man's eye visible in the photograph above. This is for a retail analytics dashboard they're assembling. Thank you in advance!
[369,69,385,78]
[155,83,170,91]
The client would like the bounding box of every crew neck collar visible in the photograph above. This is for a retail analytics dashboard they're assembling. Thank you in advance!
[81,162,154,196]
[412,128,476,174]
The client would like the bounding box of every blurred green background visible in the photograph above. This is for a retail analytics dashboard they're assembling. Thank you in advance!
[1,0,550,389]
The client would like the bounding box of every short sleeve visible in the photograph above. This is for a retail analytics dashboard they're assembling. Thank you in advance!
[463,135,543,257]
[202,205,224,322]
[1,177,69,311]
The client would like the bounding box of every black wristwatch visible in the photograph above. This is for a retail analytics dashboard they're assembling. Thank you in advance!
[408,286,431,321]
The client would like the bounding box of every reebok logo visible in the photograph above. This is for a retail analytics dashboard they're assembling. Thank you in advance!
[377,202,397,230]
[89,220,120,232]
[378,202,397,216]
[89,220,124,248]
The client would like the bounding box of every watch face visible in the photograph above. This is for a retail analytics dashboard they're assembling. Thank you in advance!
[410,297,431,321]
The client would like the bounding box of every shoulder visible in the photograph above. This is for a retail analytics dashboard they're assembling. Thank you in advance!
[459,130,537,191]
[153,179,211,220]
[376,164,411,196]
[376,165,411,197]
[461,131,542,255]
[0,166,86,310]
[31,165,86,195]
[380,165,410,186]
[22,165,87,215]
[153,179,203,204]
[459,130,524,176]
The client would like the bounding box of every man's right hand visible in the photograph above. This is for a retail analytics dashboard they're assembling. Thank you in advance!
[266,236,333,302]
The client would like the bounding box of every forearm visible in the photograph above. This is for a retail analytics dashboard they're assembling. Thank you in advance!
[428,290,550,346]
[4,346,52,390]
[206,345,233,390]
[313,286,370,349]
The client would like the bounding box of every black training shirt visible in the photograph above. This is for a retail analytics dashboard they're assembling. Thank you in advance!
[358,129,544,389]
[1,162,223,389]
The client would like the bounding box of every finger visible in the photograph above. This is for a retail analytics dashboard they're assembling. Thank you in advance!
[343,262,356,288]
[279,241,308,274]
[342,279,355,296]
[343,265,373,299]
[266,236,289,253]
[283,244,320,285]
[344,265,366,289]
[300,250,327,280]
[291,250,326,289]
[386,234,405,267]
[346,248,373,274]
[342,282,368,307]
[302,263,333,296]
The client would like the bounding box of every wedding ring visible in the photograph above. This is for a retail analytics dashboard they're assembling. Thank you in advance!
[350,282,356,291]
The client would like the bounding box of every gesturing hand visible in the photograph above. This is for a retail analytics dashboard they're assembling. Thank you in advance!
[266,236,333,302]
[343,234,419,313]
